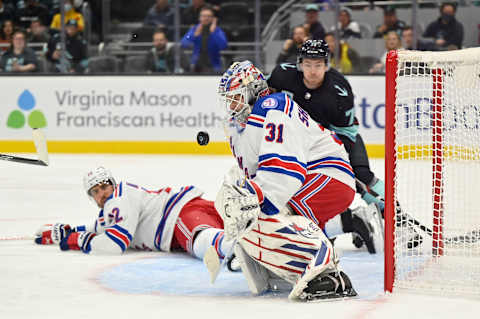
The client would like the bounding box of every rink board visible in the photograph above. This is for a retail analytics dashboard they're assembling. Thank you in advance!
[0,75,386,157]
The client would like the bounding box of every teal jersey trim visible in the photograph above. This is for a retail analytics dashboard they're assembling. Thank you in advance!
[328,124,359,143]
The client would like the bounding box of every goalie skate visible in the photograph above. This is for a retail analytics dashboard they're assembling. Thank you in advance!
[296,271,357,302]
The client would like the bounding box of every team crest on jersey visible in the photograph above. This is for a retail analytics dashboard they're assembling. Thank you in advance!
[261,98,278,109]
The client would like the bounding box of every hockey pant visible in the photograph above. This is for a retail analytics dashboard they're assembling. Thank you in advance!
[171,198,224,255]
[288,173,355,229]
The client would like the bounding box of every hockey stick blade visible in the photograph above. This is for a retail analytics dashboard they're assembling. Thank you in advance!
[0,154,48,166]
[203,246,222,284]
[203,240,237,284]
[32,128,49,165]
[0,129,49,166]
[355,178,480,245]
[402,211,480,244]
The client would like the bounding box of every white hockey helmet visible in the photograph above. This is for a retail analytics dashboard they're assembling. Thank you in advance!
[218,60,269,124]
[83,166,117,197]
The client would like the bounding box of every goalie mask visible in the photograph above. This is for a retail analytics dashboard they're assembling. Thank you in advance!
[83,166,117,198]
[297,39,329,70]
[218,60,269,125]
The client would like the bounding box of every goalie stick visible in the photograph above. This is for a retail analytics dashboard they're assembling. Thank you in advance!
[355,178,480,245]
[0,129,49,166]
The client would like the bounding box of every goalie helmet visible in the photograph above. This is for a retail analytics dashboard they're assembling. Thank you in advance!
[83,166,117,197]
[297,39,330,68]
[218,60,269,124]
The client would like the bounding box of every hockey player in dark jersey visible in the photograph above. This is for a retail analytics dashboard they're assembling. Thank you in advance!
[267,39,387,252]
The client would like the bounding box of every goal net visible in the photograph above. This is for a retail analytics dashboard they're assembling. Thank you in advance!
[385,48,480,297]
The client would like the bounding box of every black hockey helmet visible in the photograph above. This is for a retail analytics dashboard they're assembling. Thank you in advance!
[297,39,329,67]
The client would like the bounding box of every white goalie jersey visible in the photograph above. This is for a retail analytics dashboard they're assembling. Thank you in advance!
[227,92,355,215]
[75,182,203,254]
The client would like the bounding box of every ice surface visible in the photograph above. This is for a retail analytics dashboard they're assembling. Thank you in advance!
[1,154,478,319]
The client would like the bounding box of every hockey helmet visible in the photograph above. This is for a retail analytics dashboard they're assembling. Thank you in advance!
[218,60,269,124]
[297,39,330,67]
[83,166,117,197]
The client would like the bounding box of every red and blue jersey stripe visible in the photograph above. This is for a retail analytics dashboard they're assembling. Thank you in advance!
[95,210,105,232]
[245,179,264,204]
[113,182,123,198]
[211,231,225,258]
[154,186,195,250]
[105,224,133,252]
[288,174,331,225]
[246,115,265,128]
[258,153,307,184]
[283,95,294,118]
[307,157,354,178]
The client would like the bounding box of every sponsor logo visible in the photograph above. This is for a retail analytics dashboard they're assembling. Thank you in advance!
[289,222,318,239]
[7,90,47,129]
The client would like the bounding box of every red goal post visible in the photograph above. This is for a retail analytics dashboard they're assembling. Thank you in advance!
[385,48,480,297]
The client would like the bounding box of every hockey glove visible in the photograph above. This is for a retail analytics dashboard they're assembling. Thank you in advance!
[215,182,260,241]
[34,223,72,245]
[60,232,96,253]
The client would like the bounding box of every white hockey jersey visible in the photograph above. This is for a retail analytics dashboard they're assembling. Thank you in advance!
[75,182,203,254]
[227,92,355,215]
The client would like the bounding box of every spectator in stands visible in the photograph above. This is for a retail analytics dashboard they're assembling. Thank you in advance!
[181,6,227,73]
[46,19,87,73]
[182,0,207,26]
[50,0,85,32]
[324,32,359,74]
[144,0,174,33]
[423,2,464,50]
[373,7,406,39]
[0,19,14,51]
[0,29,38,72]
[331,7,361,40]
[402,26,437,51]
[16,0,50,29]
[28,18,50,49]
[145,29,189,73]
[276,25,308,64]
[303,4,325,40]
[0,0,15,26]
[369,30,402,74]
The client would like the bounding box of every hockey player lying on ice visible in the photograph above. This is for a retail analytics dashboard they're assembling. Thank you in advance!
[34,166,233,261]
[212,60,375,301]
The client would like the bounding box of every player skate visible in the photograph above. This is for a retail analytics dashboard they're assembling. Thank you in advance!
[394,202,423,249]
[349,203,384,254]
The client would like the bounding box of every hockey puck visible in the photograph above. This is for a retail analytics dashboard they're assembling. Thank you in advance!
[196,131,210,146]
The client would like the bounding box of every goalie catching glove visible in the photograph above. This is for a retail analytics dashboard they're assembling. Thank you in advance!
[34,223,72,245]
[215,182,261,241]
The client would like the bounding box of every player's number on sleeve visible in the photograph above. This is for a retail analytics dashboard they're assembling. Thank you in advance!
[265,123,284,143]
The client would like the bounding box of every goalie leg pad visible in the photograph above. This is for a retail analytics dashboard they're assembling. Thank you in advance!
[238,212,333,285]
[288,232,338,300]
[234,244,271,295]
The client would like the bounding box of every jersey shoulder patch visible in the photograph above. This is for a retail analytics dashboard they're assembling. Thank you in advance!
[251,93,293,118]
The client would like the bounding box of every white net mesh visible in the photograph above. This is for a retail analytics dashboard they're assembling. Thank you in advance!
[393,48,480,297]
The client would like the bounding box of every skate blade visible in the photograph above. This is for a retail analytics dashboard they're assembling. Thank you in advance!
[304,290,359,302]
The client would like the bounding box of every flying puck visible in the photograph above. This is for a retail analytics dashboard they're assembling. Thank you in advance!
[197,131,210,146]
